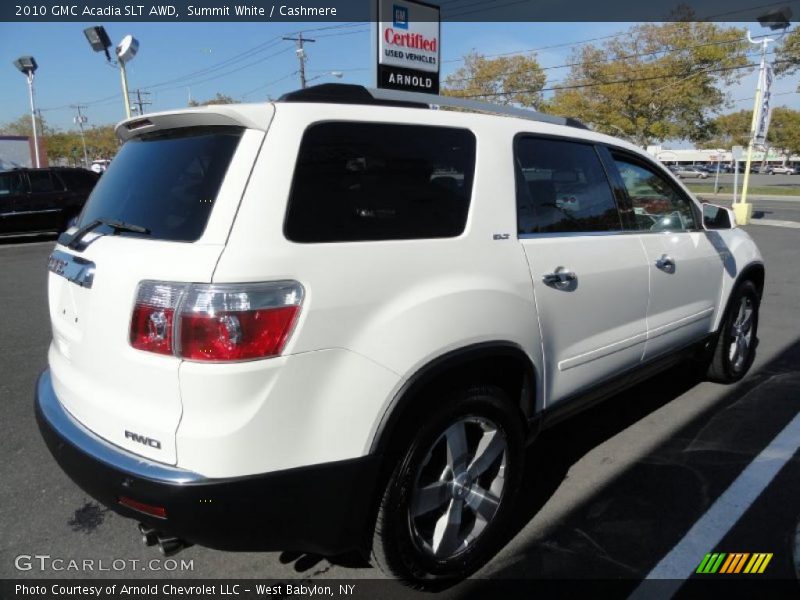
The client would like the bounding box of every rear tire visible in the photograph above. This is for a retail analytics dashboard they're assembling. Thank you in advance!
[706,280,760,383]
[371,385,524,588]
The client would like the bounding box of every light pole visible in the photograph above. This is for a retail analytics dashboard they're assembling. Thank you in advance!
[735,8,792,225]
[305,71,344,85]
[13,56,40,168]
[83,26,139,119]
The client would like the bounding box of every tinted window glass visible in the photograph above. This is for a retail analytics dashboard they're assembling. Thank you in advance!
[613,157,697,231]
[515,138,621,234]
[285,123,476,243]
[78,127,242,242]
[29,171,58,193]
[0,172,25,196]
[58,170,97,191]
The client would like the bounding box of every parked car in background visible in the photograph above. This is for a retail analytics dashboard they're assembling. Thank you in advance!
[0,167,98,236]
[90,159,111,174]
[673,166,709,179]
[763,165,797,175]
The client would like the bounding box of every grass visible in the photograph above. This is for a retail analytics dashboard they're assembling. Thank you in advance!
[685,183,800,197]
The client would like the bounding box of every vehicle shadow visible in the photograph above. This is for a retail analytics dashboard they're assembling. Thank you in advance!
[452,337,800,598]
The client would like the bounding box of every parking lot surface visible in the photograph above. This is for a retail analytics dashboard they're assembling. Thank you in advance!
[1,198,798,598]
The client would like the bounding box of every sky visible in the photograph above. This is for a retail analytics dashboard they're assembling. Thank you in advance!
[0,20,798,140]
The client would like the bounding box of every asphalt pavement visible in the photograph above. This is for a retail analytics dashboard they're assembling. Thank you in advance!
[1,202,799,599]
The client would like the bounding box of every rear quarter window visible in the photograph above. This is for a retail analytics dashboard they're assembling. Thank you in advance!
[284,122,476,243]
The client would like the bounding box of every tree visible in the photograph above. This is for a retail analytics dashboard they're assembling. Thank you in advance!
[768,107,800,162]
[0,113,53,137]
[774,28,800,81]
[698,107,800,164]
[442,52,546,107]
[546,22,751,146]
[188,93,236,107]
[697,109,752,149]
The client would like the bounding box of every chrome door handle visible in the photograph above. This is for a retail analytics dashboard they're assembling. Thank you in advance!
[542,267,577,289]
[656,254,675,271]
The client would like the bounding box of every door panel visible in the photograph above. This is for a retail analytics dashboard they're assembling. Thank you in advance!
[515,136,649,407]
[522,235,650,403]
[639,232,721,358]
[610,155,723,359]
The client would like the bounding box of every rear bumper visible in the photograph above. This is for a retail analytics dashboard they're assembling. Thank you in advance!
[35,369,381,554]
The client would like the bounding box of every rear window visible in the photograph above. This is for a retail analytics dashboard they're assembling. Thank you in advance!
[284,122,476,243]
[77,127,242,242]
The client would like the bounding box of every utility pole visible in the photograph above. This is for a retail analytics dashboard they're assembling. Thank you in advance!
[131,88,152,116]
[71,105,89,168]
[283,32,315,88]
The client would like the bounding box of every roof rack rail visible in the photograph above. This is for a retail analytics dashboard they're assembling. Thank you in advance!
[278,83,589,130]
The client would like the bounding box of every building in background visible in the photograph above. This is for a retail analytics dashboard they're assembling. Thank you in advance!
[647,145,799,167]
[0,135,48,169]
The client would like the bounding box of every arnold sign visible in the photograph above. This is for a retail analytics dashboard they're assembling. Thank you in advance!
[377,0,441,93]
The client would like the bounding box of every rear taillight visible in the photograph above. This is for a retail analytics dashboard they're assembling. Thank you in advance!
[130,281,304,362]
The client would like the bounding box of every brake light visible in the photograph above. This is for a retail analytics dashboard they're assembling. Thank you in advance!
[129,281,304,361]
[130,282,183,355]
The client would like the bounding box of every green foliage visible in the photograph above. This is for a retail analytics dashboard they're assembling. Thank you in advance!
[698,107,800,161]
[774,28,800,80]
[442,51,546,107]
[188,93,237,107]
[697,110,752,149]
[545,22,751,146]
[769,107,800,159]
[0,113,53,137]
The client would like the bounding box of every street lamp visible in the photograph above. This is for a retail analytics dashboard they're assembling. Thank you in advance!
[305,71,344,85]
[83,26,139,119]
[13,55,40,168]
[734,8,792,225]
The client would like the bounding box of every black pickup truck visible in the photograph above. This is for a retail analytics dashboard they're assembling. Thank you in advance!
[0,167,99,236]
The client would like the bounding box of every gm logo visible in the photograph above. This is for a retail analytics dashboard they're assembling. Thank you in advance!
[125,430,162,449]
[393,4,408,28]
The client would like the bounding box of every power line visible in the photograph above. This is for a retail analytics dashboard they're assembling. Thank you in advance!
[454,58,790,98]
[443,36,750,85]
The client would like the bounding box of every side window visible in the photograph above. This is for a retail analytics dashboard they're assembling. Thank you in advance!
[28,171,57,193]
[515,137,622,234]
[0,172,25,196]
[284,122,475,243]
[612,157,697,232]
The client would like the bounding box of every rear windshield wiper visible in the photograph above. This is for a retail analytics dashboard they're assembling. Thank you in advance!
[59,218,151,250]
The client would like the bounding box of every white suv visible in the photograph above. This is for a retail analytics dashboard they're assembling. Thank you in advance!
[36,84,764,587]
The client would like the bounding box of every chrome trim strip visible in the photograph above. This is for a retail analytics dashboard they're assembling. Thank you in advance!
[47,249,96,289]
[37,370,205,484]
[518,229,703,240]
[646,307,715,340]
[558,332,648,371]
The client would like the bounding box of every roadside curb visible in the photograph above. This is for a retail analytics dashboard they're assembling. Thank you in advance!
[694,193,800,201]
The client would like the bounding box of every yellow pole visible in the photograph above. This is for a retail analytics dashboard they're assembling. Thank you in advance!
[119,61,131,119]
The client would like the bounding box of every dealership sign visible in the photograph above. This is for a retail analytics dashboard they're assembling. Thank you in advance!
[376,0,441,93]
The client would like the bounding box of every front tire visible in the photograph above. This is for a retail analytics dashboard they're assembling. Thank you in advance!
[706,280,760,383]
[371,385,524,588]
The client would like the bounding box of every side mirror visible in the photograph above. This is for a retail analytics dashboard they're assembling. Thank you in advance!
[703,203,736,230]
